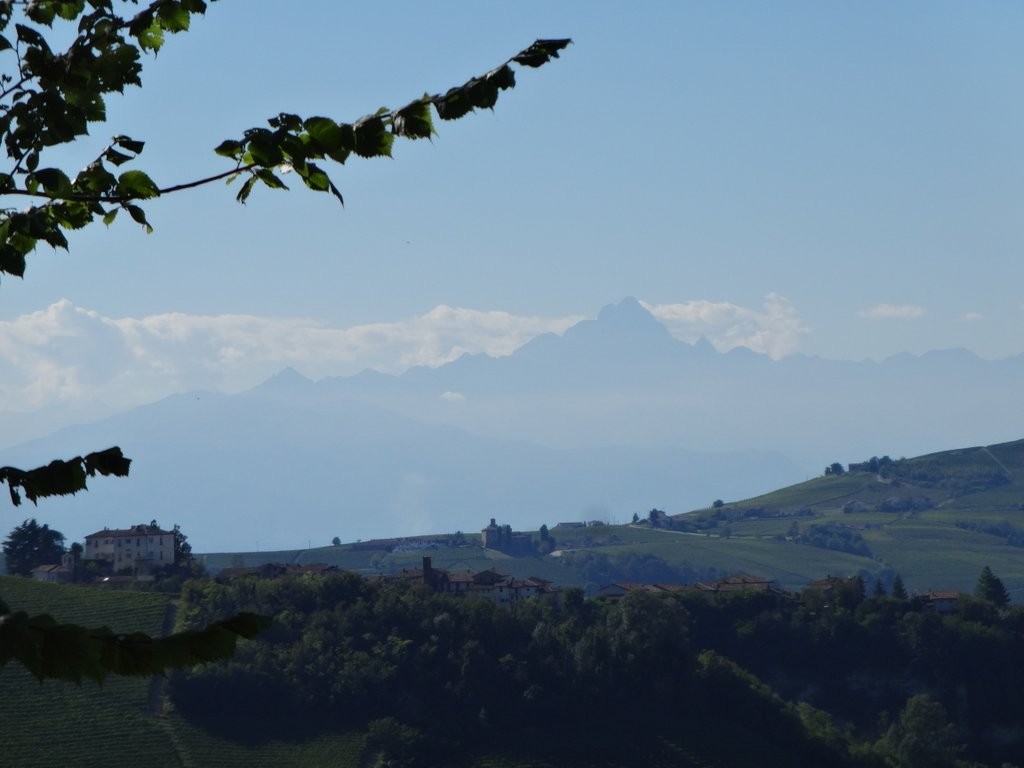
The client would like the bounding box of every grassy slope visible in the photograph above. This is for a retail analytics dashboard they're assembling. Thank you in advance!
[200,438,1024,598]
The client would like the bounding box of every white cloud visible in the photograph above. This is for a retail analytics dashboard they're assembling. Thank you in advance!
[440,391,465,402]
[0,301,583,414]
[858,304,927,319]
[962,312,983,322]
[641,293,807,359]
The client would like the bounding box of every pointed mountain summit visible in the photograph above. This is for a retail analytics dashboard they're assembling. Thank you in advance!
[564,297,675,345]
[250,366,315,398]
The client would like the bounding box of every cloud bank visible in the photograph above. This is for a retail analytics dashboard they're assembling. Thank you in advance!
[0,301,583,413]
[642,293,807,359]
[0,295,807,416]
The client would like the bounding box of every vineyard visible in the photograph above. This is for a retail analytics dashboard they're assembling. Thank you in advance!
[0,577,176,767]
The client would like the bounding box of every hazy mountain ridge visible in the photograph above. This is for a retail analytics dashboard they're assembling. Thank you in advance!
[2,297,1022,552]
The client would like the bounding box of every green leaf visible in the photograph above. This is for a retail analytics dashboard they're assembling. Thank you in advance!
[134,18,164,52]
[297,162,330,192]
[214,139,244,159]
[254,168,288,190]
[55,2,86,21]
[268,113,302,132]
[328,180,344,207]
[24,2,56,26]
[124,204,152,232]
[103,148,133,166]
[467,77,500,110]
[116,170,160,200]
[353,116,394,158]
[235,175,257,204]
[15,24,50,50]
[40,226,68,250]
[54,202,92,230]
[392,98,434,140]
[114,136,145,155]
[303,116,347,154]
[247,139,283,167]
[486,64,516,91]
[157,3,191,34]
[102,209,118,226]
[432,87,475,121]
[0,246,27,278]
[512,38,573,68]
[32,168,72,194]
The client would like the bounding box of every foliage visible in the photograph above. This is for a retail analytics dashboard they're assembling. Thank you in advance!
[12,569,1024,765]
[0,597,269,684]
[0,1,569,682]
[875,694,963,768]
[168,573,857,765]
[0,0,570,283]
[891,573,908,600]
[2,517,65,575]
[974,565,1009,608]
[172,523,192,563]
[955,518,1024,547]
[0,447,130,507]
[795,523,873,557]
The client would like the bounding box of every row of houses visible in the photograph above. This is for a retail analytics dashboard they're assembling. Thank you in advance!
[382,557,558,605]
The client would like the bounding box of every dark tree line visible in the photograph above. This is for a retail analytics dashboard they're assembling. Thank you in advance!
[167,567,1024,766]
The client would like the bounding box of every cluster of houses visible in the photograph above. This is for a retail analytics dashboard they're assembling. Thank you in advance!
[31,522,175,584]
[381,556,557,605]
[25,522,966,614]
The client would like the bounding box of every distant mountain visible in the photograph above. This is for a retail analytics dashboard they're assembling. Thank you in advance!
[308,298,1024,465]
[3,297,1021,553]
[0,382,800,552]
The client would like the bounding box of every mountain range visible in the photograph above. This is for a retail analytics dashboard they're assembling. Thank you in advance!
[2,297,1021,552]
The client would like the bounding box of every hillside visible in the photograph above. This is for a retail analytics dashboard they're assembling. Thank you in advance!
[200,438,1024,598]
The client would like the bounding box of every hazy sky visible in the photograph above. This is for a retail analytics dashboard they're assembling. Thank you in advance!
[3,1,1024,421]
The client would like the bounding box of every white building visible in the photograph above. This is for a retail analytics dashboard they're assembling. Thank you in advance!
[83,523,174,573]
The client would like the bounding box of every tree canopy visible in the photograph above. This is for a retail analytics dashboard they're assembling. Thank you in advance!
[2,518,65,576]
[0,0,570,681]
[975,565,1010,608]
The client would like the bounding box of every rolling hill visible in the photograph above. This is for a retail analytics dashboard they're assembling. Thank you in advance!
[200,437,1024,598]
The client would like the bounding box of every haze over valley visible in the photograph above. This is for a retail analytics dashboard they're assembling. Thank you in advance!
[4,298,1021,552]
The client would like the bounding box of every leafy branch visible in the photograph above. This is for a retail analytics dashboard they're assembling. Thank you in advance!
[0,1,570,682]
[0,0,571,281]
[0,447,131,507]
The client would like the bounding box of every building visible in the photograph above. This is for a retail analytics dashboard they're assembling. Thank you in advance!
[31,563,72,583]
[696,573,779,594]
[83,523,174,573]
[381,557,557,606]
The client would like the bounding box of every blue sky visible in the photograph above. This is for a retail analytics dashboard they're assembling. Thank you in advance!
[2,1,1024,425]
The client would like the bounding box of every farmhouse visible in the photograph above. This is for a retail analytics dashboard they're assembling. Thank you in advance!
[83,522,174,574]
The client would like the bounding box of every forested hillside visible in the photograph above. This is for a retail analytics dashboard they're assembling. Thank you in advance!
[165,572,1023,767]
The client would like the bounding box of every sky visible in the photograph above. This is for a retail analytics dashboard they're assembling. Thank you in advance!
[2,1,1024,428]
